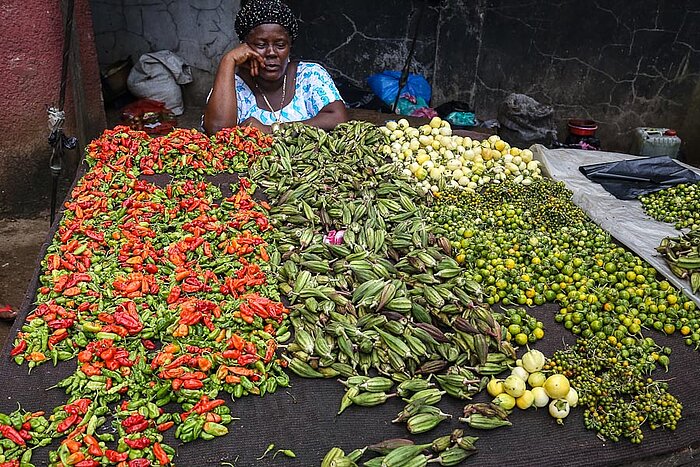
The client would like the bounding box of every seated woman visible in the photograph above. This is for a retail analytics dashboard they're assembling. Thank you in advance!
[203,0,348,134]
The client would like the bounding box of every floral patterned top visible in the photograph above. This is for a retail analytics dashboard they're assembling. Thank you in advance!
[234,62,343,125]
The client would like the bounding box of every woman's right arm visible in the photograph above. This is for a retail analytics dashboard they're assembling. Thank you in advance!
[203,44,263,135]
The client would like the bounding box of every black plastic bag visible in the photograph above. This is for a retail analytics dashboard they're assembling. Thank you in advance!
[579,156,700,200]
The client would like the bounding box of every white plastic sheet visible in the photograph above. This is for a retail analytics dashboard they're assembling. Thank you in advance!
[531,144,700,307]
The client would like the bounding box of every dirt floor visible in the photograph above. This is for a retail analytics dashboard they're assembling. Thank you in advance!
[0,214,50,347]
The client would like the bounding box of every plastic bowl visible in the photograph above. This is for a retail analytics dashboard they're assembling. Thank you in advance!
[568,119,598,136]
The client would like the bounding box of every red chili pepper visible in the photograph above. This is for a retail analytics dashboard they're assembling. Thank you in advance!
[48,329,69,348]
[172,378,183,391]
[0,425,25,446]
[47,318,75,329]
[56,413,80,433]
[105,450,129,463]
[264,339,277,363]
[128,458,151,467]
[237,354,259,366]
[121,414,146,428]
[222,349,240,360]
[75,460,100,467]
[194,399,225,414]
[10,340,27,356]
[69,398,92,414]
[17,429,31,440]
[124,436,151,449]
[125,420,149,434]
[166,286,181,304]
[84,434,104,456]
[153,442,170,465]
[141,339,156,350]
[100,347,116,362]
[156,421,174,432]
[182,379,203,390]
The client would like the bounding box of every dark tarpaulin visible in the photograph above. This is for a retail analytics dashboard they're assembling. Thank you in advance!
[579,156,700,200]
[2,165,700,466]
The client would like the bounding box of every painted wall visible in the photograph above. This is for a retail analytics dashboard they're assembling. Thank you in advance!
[0,0,106,216]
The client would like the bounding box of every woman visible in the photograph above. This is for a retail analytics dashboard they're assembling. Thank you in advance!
[203,0,348,134]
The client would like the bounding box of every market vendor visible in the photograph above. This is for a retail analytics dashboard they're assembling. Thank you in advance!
[203,0,348,134]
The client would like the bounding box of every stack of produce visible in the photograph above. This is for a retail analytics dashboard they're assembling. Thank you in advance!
[640,182,700,231]
[322,432,478,467]
[380,117,542,195]
[656,230,700,293]
[7,126,289,465]
[427,175,697,349]
[640,183,700,292]
[485,348,576,425]
[249,121,517,394]
[547,337,682,443]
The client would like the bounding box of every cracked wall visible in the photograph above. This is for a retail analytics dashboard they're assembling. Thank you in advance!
[435,0,700,164]
[89,0,700,164]
[295,0,699,163]
[292,1,441,90]
[90,0,241,106]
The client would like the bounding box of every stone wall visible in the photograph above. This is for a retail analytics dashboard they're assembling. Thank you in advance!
[1,0,105,216]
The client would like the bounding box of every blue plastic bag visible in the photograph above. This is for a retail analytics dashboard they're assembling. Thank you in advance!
[367,71,432,107]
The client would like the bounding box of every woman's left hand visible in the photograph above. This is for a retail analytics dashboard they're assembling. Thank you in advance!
[240,117,272,133]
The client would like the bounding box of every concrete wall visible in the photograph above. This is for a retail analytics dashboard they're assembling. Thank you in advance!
[446,0,700,164]
[1,0,106,216]
[91,0,241,106]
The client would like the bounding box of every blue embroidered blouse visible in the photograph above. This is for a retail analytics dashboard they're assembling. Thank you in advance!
[234,62,343,125]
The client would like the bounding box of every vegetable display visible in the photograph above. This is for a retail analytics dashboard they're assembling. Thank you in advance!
[0,118,696,466]
[380,117,542,195]
[7,126,288,466]
[249,122,517,400]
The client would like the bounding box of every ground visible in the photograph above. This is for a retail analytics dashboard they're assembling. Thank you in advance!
[0,215,50,347]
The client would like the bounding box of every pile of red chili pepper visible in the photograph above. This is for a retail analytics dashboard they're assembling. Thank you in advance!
[4,125,289,466]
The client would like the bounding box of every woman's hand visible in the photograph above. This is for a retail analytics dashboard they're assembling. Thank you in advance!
[204,44,265,134]
[224,43,265,77]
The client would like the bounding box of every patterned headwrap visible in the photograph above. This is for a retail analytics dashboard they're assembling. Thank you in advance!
[235,0,299,42]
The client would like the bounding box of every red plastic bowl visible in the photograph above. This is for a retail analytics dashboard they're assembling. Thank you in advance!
[568,119,598,136]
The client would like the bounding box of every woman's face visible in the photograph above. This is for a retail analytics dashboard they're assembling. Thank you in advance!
[246,24,291,82]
